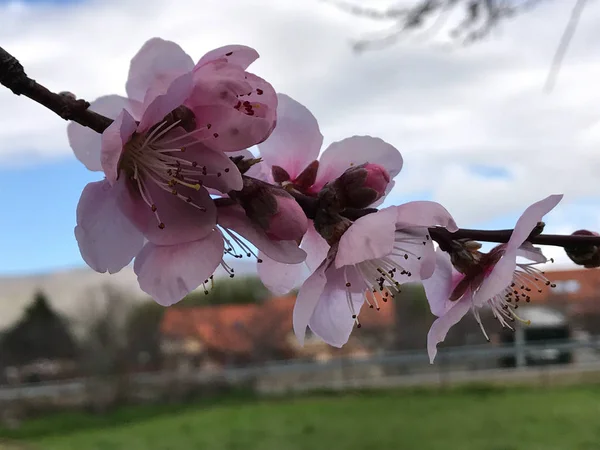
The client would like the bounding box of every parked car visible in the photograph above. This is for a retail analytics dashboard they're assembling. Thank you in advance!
[498,306,573,368]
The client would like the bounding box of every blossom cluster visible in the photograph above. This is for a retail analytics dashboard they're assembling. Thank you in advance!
[69,38,569,363]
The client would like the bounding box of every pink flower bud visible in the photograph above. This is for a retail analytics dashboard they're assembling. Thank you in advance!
[362,163,390,201]
[266,195,309,241]
[333,163,391,209]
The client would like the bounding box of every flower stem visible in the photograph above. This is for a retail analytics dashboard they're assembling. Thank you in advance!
[2,45,600,252]
[0,46,112,133]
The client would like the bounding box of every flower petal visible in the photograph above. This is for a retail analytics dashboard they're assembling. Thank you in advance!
[423,249,456,317]
[335,207,397,268]
[472,247,518,307]
[195,45,259,70]
[174,141,243,192]
[257,253,306,296]
[68,95,131,172]
[427,296,471,363]
[188,66,278,152]
[137,72,194,133]
[507,194,563,251]
[293,258,328,346]
[517,242,548,263]
[134,230,224,306]
[314,136,403,191]
[302,222,329,271]
[119,181,216,246]
[74,179,144,274]
[100,109,137,185]
[308,266,364,347]
[395,201,458,232]
[257,93,323,178]
[217,204,306,264]
[126,38,194,103]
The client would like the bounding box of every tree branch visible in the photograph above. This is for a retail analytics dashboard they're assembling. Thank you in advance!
[2,44,600,254]
[0,46,113,134]
[429,226,600,248]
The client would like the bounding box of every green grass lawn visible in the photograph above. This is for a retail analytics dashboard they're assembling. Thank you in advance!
[8,385,600,450]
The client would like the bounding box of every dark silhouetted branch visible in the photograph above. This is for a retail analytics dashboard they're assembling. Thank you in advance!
[0,46,112,133]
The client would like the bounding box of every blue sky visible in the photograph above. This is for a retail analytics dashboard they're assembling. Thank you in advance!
[0,159,102,274]
[1,0,599,275]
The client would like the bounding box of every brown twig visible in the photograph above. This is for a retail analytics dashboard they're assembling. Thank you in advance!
[0,46,113,133]
[429,226,600,248]
[2,44,600,253]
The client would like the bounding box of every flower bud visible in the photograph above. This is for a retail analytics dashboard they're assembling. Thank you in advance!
[265,194,309,241]
[565,229,600,268]
[362,163,390,198]
[333,163,390,209]
[228,176,308,241]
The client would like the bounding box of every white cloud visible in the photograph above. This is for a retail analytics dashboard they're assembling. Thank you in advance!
[1,0,600,227]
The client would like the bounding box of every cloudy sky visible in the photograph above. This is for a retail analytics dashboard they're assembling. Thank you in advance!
[0,0,599,275]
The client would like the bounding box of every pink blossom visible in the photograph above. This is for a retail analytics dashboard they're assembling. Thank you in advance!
[255,93,403,295]
[68,38,277,173]
[133,204,307,306]
[423,194,563,363]
[292,201,457,347]
[256,93,403,196]
[76,182,307,307]
[70,38,279,306]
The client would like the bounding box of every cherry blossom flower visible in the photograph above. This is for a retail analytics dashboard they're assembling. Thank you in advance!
[68,37,277,173]
[133,203,307,306]
[292,201,457,347]
[71,38,281,306]
[255,93,403,295]
[423,194,563,363]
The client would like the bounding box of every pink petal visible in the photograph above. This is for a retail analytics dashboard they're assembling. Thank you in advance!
[335,207,397,268]
[293,258,329,345]
[118,181,216,246]
[257,253,306,296]
[195,45,259,70]
[302,222,329,271]
[427,296,471,363]
[381,227,435,282]
[174,141,243,192]
[422,249,456,317]
[217,204,306,264]
[314,136,403,191]
[257,93,323,178]
[126,38,194,102]
[188,67,277,152]
[74,179,144,274]
[191,103,276,153]
[507,194,563,251]
[134,230,224,306]
[395,201,458,232]
[68,95,131,172]
[100,109,137,185]
[472,248,518,308]
[308,266,365,347]
[517,242,547,263]
[137,72,194,133]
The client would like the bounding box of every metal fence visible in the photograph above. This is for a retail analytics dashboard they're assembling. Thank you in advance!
[3,337,600,403]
